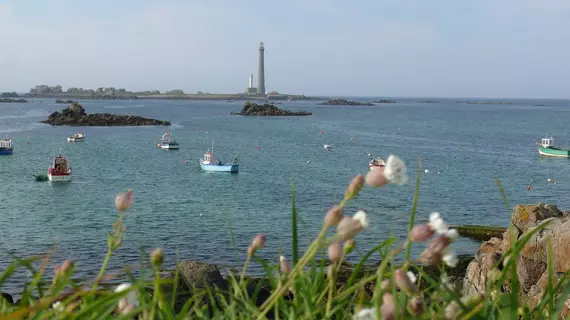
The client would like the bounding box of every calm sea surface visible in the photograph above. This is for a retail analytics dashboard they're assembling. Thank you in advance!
[1,97,570,293]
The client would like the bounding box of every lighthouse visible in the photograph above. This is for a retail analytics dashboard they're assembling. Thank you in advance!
[257,41,265,96]
[248,73,253,88]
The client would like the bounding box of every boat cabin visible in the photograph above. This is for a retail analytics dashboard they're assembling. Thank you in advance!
[52,156,69,174]
[162,132,173,143]
[540,137,554,148]
[0,138,12,149]
[202,151,217,165]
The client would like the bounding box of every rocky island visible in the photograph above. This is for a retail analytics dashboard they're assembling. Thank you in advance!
[373,99,397,103]
[55,99,76,104]
[0,98,28,103]
[41,102,171,126]
[318,99,374,106]
[231,101,311,116]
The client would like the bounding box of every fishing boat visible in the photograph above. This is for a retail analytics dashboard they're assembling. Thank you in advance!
[324,144,332,151]
[158,132,179,150]
[369,157,386,170]
[47,149,72,182]
[0,138,13,155]
[200,141,239,173]
[537,137,570,158]
[67,132,85,142]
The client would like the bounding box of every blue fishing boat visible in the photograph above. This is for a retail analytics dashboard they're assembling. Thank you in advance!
[200,141,239,173]
[0,138,13,155]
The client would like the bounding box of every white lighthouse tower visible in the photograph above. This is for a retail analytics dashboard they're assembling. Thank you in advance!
[248,73,253,88]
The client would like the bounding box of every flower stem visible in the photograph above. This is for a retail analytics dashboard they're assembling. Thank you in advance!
[239,254,252,289]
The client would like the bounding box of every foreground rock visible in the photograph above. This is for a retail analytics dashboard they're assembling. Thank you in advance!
[41,102,170,126]
[318,99,374,106]
[461,203,570,312]
[0,98,28,103]
[231,101,311,116]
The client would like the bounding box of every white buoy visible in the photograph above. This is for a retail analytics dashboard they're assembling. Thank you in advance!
[200,213,203,217]
[307,160,311,163]
[425,169,429,173]
[437,171,440,174]
[547,178,552,183]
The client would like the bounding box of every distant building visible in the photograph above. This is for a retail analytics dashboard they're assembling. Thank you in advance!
[248,73,254,88]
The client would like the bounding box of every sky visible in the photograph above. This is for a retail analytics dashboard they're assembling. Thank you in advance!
[0,0,569,98]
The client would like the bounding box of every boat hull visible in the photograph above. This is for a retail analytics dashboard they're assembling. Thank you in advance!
[200,163,239,172]
[0,148,13,155]
[67,137,84,142]
[160,144,179,150]
[48,174,72,182]
[538,146,570,158]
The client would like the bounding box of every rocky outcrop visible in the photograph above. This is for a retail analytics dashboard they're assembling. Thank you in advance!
[231,101,311,116]
[41,102,170,126]
[461,203,570,311]
[318,99,374,106]
[55,99,76,104]
[372,99,397,103]
[452,225,506,242]
[0,98,28,103]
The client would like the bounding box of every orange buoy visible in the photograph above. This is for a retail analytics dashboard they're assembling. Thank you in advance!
[527,186,531,190]
[257,146,261,150]
[321,130,324,134]
[184,160,189,164]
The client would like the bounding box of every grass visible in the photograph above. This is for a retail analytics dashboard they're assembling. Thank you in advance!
[0,163,569,319]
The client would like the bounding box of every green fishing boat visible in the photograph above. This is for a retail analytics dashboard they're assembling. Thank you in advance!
[537,137,570,158]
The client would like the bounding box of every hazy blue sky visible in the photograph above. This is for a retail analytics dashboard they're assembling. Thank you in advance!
[0,0,568,98]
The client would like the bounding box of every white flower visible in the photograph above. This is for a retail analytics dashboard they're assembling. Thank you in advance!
[52,301,64,312]
[428,212,449,234]
[407,271,417,284]
[383,154,408,185]
[353,307,377,320]
[440,273,456,291]
[442,246,458,267]
[114,283,140,307]
[353,210,369,229]
[445,228,458,242]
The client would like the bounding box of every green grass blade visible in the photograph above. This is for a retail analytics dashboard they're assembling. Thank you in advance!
[291,178,299,265]
[404,157,422,264]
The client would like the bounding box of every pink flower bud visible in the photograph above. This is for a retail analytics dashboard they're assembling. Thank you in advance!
[345,175,364,200]
[394,269,418,295]
[328,241,342,263]
[247,234,265,256]
[410,224,434,242]
[279,256,291,274]
[419,249,442,266]
[426,235,450,256]
[365,166,389,188]
[381,279,391,291]
[407,296,424,316]
[381,293,395,320]
[115,190,133,212]
[324,204,344,227]
[336,217,363,241]
[344,239,356,254]
[61,259,74,273]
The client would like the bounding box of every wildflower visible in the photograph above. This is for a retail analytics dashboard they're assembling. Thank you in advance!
[324,204,344,227]
[383,154,408,185]
[52,301,64,312]
[381,279,391,291]
[445,294,484,320]
[428,212,458,240]
[410,224,434,242]
[337,210,369,240]
[381,293,396,320]
[345,175,365,200]
[406,271,417,284]
[440,273,456,291]
[151,248,164,266]
[328,241,342,263]
[365,166,389,188]
[114,283,140,307]
[394,269,418,295]
[279,256,291,274]
[426,235,450,256]
[115,190,133,212]
[247,234,266,256]
[344,239,356,254]
[442,246,458,267]
[353,307,377,320]
[407,296,424,316]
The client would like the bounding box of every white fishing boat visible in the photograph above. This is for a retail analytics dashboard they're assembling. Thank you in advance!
[67,132,85,142]
[48,149,72,182]
[0,138,13,155]
[158,132,179,150]
[324,144,332,151]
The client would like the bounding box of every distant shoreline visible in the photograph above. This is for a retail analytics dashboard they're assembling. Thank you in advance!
[21,93,326,101]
